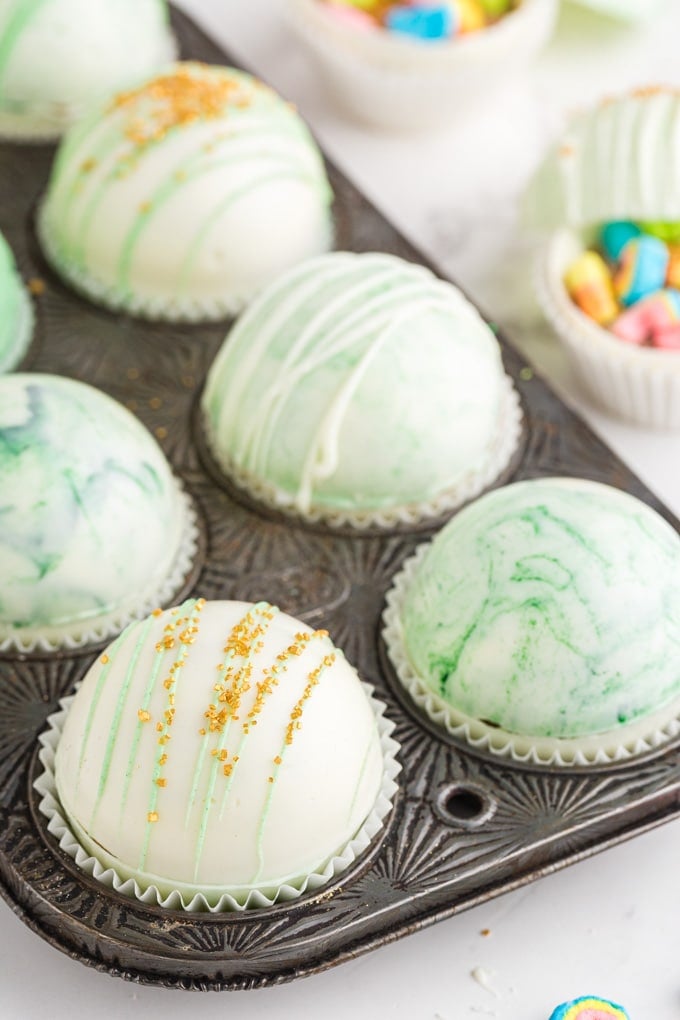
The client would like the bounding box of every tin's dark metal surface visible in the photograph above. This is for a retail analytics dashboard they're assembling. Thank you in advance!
[0,6,679,992]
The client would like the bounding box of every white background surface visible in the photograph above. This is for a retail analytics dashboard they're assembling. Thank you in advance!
[2,2,680,1017]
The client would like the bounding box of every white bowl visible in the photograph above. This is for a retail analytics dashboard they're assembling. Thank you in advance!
[287,0,558,131]
[537,227,680,430]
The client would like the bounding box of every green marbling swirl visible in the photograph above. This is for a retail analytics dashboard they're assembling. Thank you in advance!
[0,374,185,637]
[0,231,31,372]
[401,478,680,739]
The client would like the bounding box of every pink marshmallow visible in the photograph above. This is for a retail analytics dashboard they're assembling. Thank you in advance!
[323,3,379,30]
[611,305,650,345]
[653,325,680,350]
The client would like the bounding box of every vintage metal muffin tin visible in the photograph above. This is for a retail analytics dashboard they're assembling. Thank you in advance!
[0,7,679,992]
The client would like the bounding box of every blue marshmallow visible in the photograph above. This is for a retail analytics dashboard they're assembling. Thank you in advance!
[386,5,454,40]
[614,235,669,307]
[600,220,641,261]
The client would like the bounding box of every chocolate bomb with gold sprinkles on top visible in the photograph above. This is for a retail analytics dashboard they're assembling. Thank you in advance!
[38,62,334,320]
[43,599,399,910]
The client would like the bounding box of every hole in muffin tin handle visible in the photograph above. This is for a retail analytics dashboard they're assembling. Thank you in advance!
[435,783,496,829]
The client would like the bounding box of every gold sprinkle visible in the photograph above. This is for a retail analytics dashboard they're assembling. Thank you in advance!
[267,776,274,784]
[481,928,491,937]
[80,157,98,173]
[155,426,168,440]
[112,66,246,149]
[147,812,159,823]
[101,654,109,665]
[155,722,163,733]
[149,396,162,410]
[138,709,151,723]
[28,277,45,296]
[152,608,163,618]
[155,778,167,788]
[273,755,282,766]
[159,754,168,766]
[199,728,206,736]
[158,734,170,746]
[139,201,151,214]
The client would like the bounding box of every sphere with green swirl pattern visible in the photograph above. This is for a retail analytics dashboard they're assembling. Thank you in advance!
[391,477,680,763]
[0,231,32,372]
[0,374,193,651]
[38,63,333,320]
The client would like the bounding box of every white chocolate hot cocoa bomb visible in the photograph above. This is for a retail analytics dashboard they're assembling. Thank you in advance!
[38,63,334,320]
[0,230,32,372]
[0,374,193,651]
[53,599,389,907]
[0,0,175,140]
[202,251,520,527]
[385,477,680,765]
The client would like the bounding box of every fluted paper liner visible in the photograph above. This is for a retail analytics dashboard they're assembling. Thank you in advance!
[35,685,401,912]
[383,543,680,767]
[204,373,522,531]
[0,483,201,654]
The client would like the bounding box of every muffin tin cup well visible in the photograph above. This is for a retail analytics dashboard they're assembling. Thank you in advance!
[0,5,679,992]
[34,685,401,912]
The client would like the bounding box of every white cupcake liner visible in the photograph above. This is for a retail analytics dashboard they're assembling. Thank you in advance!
[0,482,200,655]
[37,203,261,323]
[0,281,34,374]
[0,32,177,144]
[34,683,401,912]
[204,373,522,531]
[288,0,558,130]
[383,542,680,767]
[536,228,680,430]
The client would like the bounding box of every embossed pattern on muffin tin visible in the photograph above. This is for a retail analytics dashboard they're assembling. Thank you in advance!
[0,6,679,992]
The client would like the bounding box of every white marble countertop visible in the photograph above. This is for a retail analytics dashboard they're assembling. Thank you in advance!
[2,2,679,1017]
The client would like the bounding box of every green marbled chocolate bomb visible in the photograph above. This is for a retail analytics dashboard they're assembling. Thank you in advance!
[0,231,32,373]
[387,477,680,764]
[202,251,518,525]
[0,374,193,651]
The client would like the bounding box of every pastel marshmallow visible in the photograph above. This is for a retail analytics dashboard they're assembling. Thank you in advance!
[386,5,453,39]
[564,251,618,325]
[638,220,680,244]
[654,325,680,350]
[600,221,640,261]
[453,0,487,30]
[548,995,629,1020]
[666,244,680,289]
[614,235,669,306]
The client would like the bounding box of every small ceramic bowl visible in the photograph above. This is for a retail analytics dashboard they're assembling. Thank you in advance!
[537,226,680,430]
[287,0,558,130]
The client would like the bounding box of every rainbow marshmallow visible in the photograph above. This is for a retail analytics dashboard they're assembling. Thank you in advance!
[548,995,629,1020]
[614,235,669,306]
[612,288,680,345]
